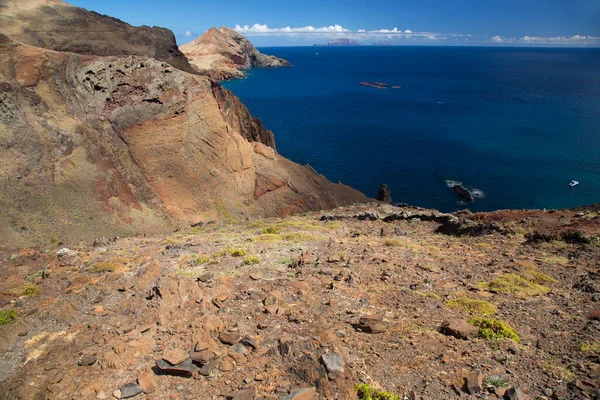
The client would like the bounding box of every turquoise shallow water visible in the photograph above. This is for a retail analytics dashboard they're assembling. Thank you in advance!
[223,46,600,212]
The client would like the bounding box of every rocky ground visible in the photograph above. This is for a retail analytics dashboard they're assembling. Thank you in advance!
[1,203,599,399]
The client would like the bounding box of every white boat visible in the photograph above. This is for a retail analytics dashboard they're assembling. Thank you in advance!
[569,180,579,187]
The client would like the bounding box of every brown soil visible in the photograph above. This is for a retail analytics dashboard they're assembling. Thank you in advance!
[1,203,598,399]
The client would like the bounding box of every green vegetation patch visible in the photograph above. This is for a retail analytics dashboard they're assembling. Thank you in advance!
[242,256,261,265]
[579,341,600,354]
[193,255,211,265]
[229,248,246,257]
[21,284,40,296]
[479,273,550,297]
[468,317,520,343]
[0,310,18,325]
[261,226,280,235]
[355,383,400,400]
[523,269,557,285]
[446,297,497,315]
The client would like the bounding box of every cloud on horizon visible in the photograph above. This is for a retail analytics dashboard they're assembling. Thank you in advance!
[233,23,600,46]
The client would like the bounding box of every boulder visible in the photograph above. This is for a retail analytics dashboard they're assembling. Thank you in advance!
[354,315,386,334]
[440,319,479,340]
[320,353,345,379]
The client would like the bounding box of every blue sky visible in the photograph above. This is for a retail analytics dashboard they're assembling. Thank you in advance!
[68,0,600,47]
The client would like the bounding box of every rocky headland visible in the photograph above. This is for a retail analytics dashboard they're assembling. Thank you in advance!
[181,27,291,81]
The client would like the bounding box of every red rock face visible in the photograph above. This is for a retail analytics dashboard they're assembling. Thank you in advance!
[0,34,367,248]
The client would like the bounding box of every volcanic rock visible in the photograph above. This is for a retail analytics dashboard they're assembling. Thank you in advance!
[440,320,479,340]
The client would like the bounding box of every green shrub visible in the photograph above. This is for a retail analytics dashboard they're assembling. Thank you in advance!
[21,284,39,296]
[355,384,400,400]
[479,273,549,297]
[0,310,17,325]
[242,256,261,265]
[229,249,246,257]
[261,226,280,235]
[446,297,497,315]
[468,317,520,343]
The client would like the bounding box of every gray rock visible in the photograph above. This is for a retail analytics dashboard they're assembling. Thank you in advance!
[120,383,143,398]
[320,353,345,379]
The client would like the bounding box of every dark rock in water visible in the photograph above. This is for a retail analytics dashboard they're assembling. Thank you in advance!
[451,184,473,201]
[376,184,392,203]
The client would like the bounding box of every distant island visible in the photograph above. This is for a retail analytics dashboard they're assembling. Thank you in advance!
[373,40,394,46]
[314,38,360,46]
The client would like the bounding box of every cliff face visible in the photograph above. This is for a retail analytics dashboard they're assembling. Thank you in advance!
[181,27,291,81]
[0,0,196,73]
[0,33,366,248]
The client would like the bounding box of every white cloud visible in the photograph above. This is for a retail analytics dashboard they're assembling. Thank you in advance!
[234,23,349,34]
[231,23,600,46]
[184,31,192,37]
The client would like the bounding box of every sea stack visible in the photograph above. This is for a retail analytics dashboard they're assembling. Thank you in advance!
[376,184,392,203]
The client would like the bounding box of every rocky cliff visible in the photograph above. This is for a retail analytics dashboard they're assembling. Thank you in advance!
[0,0,196,73]
[0,22,365,247]
[181,27,291,81]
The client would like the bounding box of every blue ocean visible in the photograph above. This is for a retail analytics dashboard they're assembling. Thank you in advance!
[223,46,600,212]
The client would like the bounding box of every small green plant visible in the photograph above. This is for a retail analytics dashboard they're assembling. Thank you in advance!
[21,284,39,296]
[468,317,520,343]
[579,341,600,353]
[282,257,292,265]
[355,383,400,400]
[485,375,508,388]
[0,310,18,325]
[261,226,280,235]
[479,273,549,297]
[229,249,246,257]
[193,255,211,265]
[9,254,18,261]
[446,297,497,315]
[242,256,261,265]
